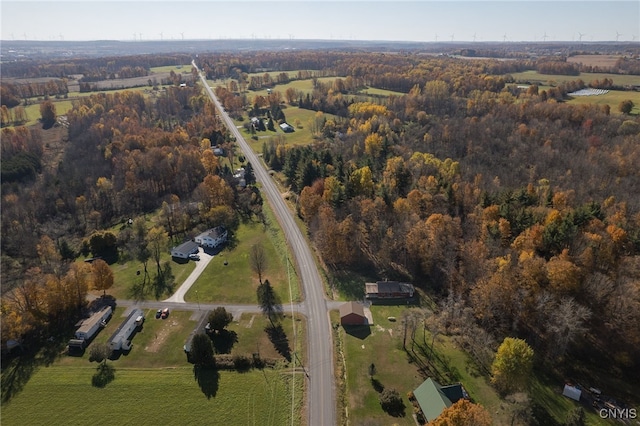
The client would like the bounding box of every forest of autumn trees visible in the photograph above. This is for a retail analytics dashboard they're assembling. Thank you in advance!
[221,52,640,379]
[1,73,263,344]
[1,50,639,384]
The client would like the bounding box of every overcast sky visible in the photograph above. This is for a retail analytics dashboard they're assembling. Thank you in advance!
[2,1,639,42]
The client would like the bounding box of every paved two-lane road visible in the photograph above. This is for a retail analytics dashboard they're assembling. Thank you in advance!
[195,63,336,426]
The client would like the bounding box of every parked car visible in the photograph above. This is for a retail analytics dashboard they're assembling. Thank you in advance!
[155,309,162,319]
[189,253,200,261]
[161,308,170,319]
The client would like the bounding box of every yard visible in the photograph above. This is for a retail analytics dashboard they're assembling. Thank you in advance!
[334,303,614,425]
[186,202,299,305]
[1,306,305,425]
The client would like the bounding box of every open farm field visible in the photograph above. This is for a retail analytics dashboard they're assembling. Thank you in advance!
[510,70,640,87]
[1,366,302,426]
[18,99,73,126]
[150,64,192,73]
[567,89,640,114]
[566,55,622,68]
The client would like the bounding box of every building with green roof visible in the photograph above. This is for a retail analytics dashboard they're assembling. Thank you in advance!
[413,377,466,422]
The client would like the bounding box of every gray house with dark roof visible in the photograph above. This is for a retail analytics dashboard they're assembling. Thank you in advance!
[171,240,199,259]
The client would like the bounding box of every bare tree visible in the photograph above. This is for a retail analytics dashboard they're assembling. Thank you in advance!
[249,244,267,284]
[547,297,591,358]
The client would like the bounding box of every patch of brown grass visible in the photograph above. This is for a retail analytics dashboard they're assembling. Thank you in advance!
[567,55,621,68]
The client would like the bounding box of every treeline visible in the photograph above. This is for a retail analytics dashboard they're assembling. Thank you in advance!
[0,54,193,78]
[0,84,261,290]
[1,80,69,106]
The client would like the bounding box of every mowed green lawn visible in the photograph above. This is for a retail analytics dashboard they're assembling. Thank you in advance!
[107,251,196,301]
[336,306,425,426]
[1,367,302,426]
[186,204,300,304]
[228,313,306,362]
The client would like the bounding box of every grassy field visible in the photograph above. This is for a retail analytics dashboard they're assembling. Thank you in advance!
[2,305,305,425]
[335,305,429,426]
[228,313,306,362]
[187,204,300,305]
[1,366,302,426]
[107,250,196,301]
[239,106,337,152]
[567,90,640,115]
[150,64,192,74]
[510,70,640,88]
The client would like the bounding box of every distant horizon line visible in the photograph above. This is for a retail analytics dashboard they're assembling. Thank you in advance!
[2,38,638,43]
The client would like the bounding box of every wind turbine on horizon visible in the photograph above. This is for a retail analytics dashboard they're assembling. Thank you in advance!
[472,32,477,42]
[434,33,438,42]
[502,33,508,42]
[159,32,163,41]
[180,32,184,41]
[450,33,454,42]
[616,31,623,42]
[578,32,585,42]
[542,32,550,42]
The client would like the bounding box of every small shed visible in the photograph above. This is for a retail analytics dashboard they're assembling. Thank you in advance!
[339,301,367,325]
[563,384,582,401]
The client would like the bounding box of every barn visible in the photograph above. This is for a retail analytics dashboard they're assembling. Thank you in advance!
[339,301,367,325]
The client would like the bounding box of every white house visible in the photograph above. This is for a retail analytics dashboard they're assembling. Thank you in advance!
[195,226,228,248]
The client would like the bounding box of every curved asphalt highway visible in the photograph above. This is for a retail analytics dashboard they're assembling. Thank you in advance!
[194,62,336,426]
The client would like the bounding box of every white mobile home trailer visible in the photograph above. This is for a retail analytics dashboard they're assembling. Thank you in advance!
[75,306,112,341]
[108,308,144,351]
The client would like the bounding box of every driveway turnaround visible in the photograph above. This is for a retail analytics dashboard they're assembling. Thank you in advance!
[164,248,213,303]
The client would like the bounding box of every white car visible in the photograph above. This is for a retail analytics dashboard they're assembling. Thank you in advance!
[189,253,200,261]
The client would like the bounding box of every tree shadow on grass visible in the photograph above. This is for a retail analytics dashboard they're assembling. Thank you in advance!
[265,324,291,362]
[210,330,238,354]
[193,365,219,399]
[371,377,385,393]
[1,354,36,403]
[1,336,68,403]
[91,362,115,388]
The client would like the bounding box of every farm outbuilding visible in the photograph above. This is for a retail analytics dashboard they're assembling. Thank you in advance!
[365,281,415,300]
[339,302,367,325]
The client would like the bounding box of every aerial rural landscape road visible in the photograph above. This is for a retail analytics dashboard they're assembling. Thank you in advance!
[195,62,337,426]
